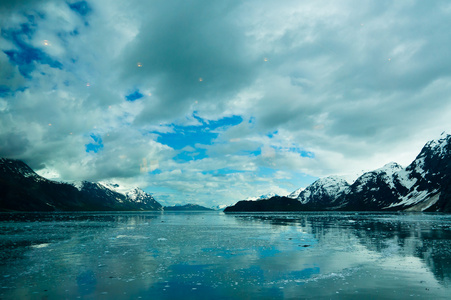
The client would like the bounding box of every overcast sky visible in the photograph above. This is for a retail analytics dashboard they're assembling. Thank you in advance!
[1,0,451,207]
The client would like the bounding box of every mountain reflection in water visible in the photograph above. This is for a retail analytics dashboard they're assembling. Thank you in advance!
[0,211,450,299]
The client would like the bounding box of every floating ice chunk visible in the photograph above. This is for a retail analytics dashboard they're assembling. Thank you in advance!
[31,243,50,249]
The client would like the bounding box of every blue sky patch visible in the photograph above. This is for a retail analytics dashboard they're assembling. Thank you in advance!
[0,86,27,97]
[271,146,314,158]
[85,134,103,153]
[267,130,278,138]
[2,23,63,78]
[156,115,242,150]
[237,148,261,157]
[0,86,10,97]
[125,90,144,101]
[155,115,242,162]
[68,1,92,17]
[257,167,277,177]
[290,147,315,158]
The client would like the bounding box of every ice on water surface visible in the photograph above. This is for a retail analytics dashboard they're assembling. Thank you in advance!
[0,211,451,299]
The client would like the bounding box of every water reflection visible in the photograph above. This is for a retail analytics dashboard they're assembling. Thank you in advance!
[232,212,451,285]
[0,211,450,299]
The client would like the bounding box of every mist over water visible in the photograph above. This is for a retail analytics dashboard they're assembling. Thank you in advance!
[1,211,450,299]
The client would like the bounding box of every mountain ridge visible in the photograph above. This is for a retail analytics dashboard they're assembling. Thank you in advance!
[225,133,451,213]
[0,158,162,211]
[164,203,214,211]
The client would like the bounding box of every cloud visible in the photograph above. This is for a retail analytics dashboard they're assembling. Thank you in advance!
[1,0,451,206]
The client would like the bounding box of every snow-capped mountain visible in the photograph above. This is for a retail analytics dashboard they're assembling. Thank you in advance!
[97,181,160,207]
[340,162,408,211]
[225,132,451,212]
[287,187,305,199]
[342,133,451,212]
[71,181,162,211]
[0,158,162,211]
[0,158,45,181]
[245,192,279,201]
[390,132,451,211]
[297,176,349,208]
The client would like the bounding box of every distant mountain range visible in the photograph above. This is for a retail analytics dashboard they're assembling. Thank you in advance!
[164,204,214,211]
[225,133,451,213]
[0,158,162,211]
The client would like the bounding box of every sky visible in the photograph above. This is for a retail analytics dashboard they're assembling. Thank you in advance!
[1,0,451,207]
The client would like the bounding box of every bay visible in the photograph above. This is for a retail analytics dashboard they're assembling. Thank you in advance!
[0,211,450,299]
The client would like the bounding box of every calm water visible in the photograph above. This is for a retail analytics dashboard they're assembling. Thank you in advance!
[0,211,450,299]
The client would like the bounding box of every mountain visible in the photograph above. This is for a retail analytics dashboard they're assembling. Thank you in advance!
[225,133,451,213]
[391,133,451,212]
[296,176,350,209]
[163,204,214,211]
[245,192,279,201]
[0,158,162,211]
[96,182,161,210]
[339,162,407,211]
[286,187,305,199]
[210,204,230,211]
[223,196,305,212]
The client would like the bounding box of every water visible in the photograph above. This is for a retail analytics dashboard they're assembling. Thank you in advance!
[0,211,450,299]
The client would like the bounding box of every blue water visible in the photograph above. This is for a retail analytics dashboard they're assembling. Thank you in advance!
[0,211,450,299]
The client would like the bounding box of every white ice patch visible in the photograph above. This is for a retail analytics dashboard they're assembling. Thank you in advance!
[385,187,439,209]
[72,181,84,191]
[31,243,50,249]
[395,169,417,190]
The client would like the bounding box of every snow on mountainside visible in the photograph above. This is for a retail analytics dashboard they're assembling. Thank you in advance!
[77,181,159,206]
[226,132,451,212]
[297,176,350,206]
[0,158,163,211]
[287,187,305,199]
[351,162,404,194]
[84,181,161,209]
[386,132,451,211]
[339,133,450,211]
[245,192,279,201]
[0,158,46,182]
[125,188,157,205]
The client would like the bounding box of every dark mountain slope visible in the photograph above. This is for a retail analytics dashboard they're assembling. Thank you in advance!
[0,158,162,211]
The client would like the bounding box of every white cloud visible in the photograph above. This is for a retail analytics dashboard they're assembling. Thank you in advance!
[1,0,451,206]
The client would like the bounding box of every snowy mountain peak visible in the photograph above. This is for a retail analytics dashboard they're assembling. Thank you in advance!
[297,176,349,205]
[0,158,37,178]
[376,162,404,175]
[0,158,163,211]
[245,192,279,201]
[423,132,450,157]
[226,133,451,213]
[287,187,305,199]
[71,181,84,191]
[308,176,350,191]
[125,188,155,204]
